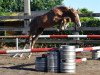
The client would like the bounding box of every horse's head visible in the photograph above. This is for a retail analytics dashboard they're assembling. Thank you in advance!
[67,8,81,27]
[53,6,81,30]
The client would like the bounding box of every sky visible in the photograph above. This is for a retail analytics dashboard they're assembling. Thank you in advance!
[63,0,100,13]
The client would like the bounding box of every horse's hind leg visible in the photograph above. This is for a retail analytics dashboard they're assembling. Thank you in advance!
[19,35,32,57]
[24,36,31,48]
[28,28,44,58]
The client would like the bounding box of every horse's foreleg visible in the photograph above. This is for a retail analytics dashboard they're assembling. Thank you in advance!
[28,28,44,58]
[28,34,41,58]
[31,34,40,48]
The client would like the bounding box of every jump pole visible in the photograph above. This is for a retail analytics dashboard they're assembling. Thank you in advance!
[76,46,100,52]
[0,46,100,54]
[0,35,100,38]
[76,58,87,63]
[0,48,57,54]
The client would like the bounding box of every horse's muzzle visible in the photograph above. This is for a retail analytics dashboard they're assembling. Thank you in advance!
[77,21,81,27]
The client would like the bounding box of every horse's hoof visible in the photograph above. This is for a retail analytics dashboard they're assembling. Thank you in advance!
[28,55,31,59]
[20,54,24,58]
[57,29,60,32]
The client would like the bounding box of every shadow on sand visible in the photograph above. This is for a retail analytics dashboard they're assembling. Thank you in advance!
[0,63,36,71]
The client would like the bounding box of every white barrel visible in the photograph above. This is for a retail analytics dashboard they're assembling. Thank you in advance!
[60,51,76,60]
[35,57,47,72]
[92,50,100,60]
[60,45,76,73]
[47,50,60,72]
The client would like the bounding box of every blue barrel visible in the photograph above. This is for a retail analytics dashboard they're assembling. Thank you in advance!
[35,56,47,72]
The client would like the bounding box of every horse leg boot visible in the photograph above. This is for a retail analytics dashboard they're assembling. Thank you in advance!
[20,36,31,57]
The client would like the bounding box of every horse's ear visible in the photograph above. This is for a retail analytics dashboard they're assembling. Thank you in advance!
[69,8,80,14]
[77,9,81,14]
[69,8,74,12]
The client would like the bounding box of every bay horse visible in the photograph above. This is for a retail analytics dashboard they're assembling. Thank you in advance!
[23,6,81,58]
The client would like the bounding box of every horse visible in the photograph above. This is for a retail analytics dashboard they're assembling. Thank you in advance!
[22,6,81,58]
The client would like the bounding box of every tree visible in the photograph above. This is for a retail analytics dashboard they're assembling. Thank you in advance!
[31,0,63,10]
[0,0,24,12]
[0,0,64,12]
[79,8,100,27]
[79,8,93,14]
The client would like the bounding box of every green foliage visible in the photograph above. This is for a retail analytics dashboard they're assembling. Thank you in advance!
[0,0,63,12]
[81,18,100,27]
[31,0,63,10]
[79,8,93,14]
[79,8,100,27]
[0,0,24,12]
[0,12,13,16]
